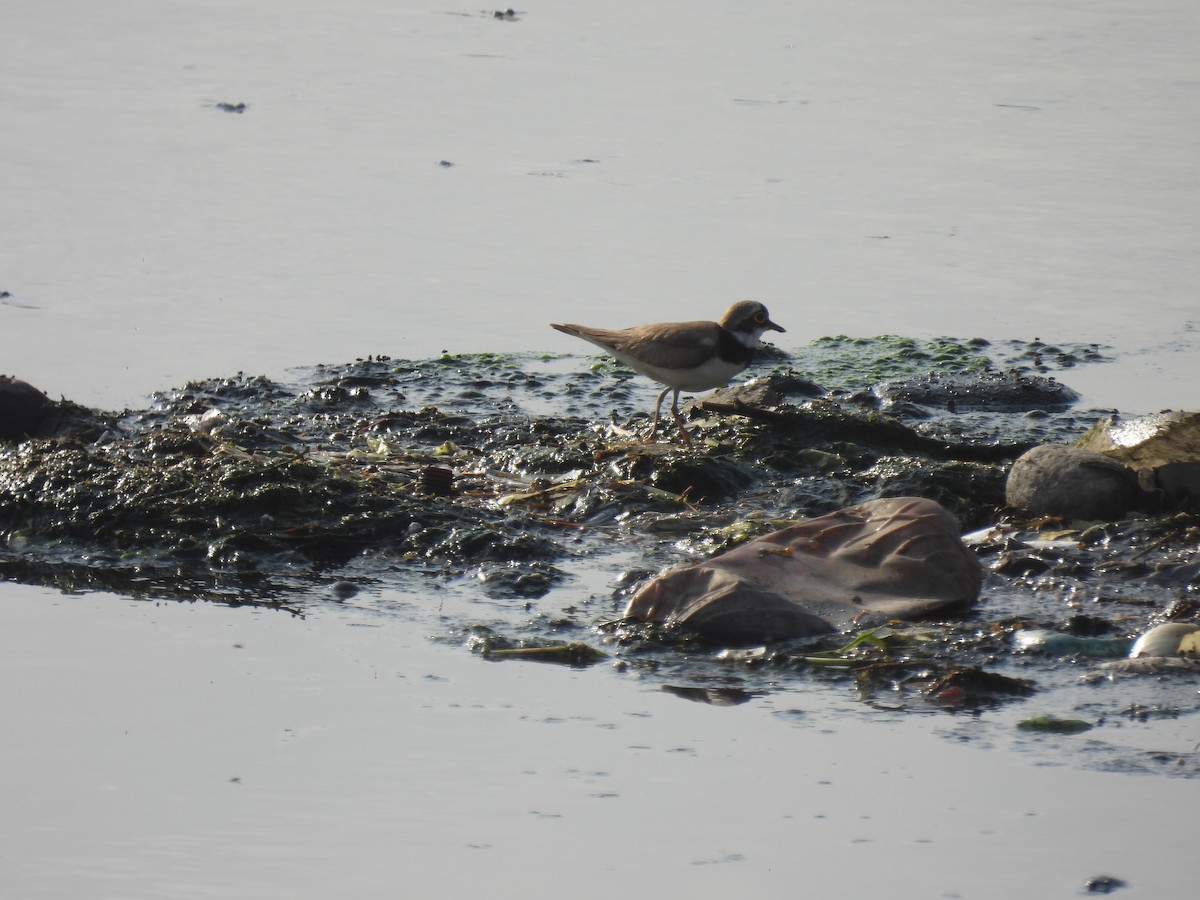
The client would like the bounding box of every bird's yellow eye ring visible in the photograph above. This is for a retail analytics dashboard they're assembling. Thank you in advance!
[754,312,766,323]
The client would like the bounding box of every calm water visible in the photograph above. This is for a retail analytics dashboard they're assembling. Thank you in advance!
[3,0,1197,411]
[3,583,1195,899]
[2,1,1197,896]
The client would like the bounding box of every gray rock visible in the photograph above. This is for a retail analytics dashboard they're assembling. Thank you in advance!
[1005,444,1145,520]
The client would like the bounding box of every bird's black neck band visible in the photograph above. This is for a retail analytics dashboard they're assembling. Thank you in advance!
[717,329,757,366]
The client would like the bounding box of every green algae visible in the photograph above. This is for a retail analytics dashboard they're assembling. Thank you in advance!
[1017,715,1095,734]
[787,335,991,391]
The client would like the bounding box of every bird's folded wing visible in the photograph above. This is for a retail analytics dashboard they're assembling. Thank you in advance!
[619,322,720,369]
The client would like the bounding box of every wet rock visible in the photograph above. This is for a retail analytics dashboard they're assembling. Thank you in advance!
[623,497,982,643]
[1063,614,1114,636]
[0,377,113,442]
[623,451,757,501]
[994,552,1052,577]
[1016,715,1093,734]
[661,685,759,706]
[1076,410,1200,508]
[330,580,359,601]
[419,465,456,496]
[927,667,1035,706]
[696,373,826,410]
[997,337,1109,372]
[479,642,608,668]
[426,525,556,564]
[875,369,1079,412]
[1099,656,1200,675]
[476,561,559,599]
[1083,875,1127,895]
[0,376,53,440]
[1005,444,1146,520]
[1128,622,1200,658]
[1091,620,1200,675]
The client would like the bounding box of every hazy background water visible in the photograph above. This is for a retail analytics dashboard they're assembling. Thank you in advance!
[2,3,1198,897]
[3,0,1197,412]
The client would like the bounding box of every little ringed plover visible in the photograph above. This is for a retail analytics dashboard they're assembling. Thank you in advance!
[551,300,785,446]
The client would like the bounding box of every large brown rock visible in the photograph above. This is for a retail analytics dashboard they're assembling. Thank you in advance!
[623,496,982,643]
[1076,411,1200,507]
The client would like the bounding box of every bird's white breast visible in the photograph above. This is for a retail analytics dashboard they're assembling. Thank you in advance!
[611,349,748,392]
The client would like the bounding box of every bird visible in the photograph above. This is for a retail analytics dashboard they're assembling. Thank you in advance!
[550,300,785,446]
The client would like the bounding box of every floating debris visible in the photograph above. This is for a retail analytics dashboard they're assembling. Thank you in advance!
[479,642,607,667]
[1084,875,1128,895]
[1017,715,1094,734]
[420,464,456,496]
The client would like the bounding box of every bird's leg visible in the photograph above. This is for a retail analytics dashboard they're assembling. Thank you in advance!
[644,385,672,442]
[669,388,693,447]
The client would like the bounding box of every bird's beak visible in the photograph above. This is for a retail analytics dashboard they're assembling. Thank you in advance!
[766,318,786,333]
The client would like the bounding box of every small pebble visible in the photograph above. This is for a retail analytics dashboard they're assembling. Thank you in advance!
[331,581,359,601]
[1084,875,1127,894]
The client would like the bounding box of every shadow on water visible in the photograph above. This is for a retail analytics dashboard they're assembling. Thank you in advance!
[2,335,1197,776]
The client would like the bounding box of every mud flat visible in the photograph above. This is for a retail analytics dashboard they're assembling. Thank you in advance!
[2,338,1197,786]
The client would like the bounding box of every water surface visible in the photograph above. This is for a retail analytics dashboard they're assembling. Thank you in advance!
[2,2,1197,896]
